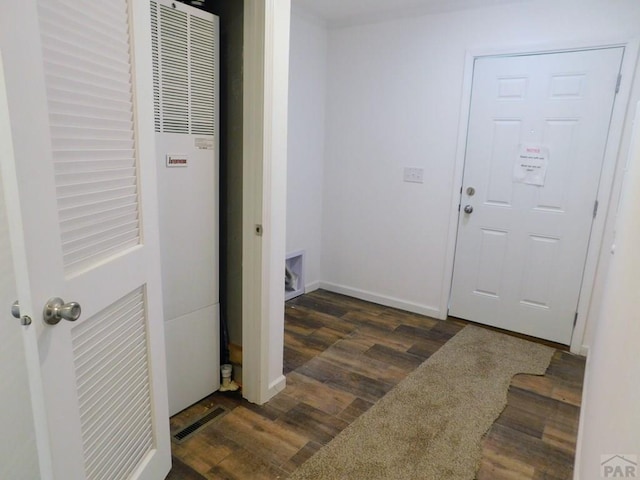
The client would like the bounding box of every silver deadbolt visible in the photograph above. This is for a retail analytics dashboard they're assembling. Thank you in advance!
[11,300,32,326]
[466,186,476,196]
[464,205,474,214]
[43,297,81,325]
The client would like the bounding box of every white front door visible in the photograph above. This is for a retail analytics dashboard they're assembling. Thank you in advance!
[0,1,171,479]
[450,48,623,344]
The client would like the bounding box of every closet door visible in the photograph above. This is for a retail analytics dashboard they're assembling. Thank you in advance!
[0,1,171,478]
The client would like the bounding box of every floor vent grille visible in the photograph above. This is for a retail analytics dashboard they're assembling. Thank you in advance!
[171,405,228,444]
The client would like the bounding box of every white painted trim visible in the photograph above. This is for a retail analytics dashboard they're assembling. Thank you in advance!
[573,40,640,354]
[242,0,266,405]
[267,375,286,398]
[320,282,441,318]
[305,280,321,293]
[242,0,291,405]
[259,0,290,404]
[439,50,475,321]
[440,38,640,353]
[573,346,592,479]
[285,250,305,301]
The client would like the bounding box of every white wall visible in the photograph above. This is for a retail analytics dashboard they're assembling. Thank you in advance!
[286,10,328,291]
[320,0,640,330]
[574,102,640,479]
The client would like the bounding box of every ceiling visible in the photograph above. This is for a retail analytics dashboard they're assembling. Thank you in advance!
[292,0,532,27]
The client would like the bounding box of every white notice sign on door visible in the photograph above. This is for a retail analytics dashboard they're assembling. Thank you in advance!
[514,144,549,186]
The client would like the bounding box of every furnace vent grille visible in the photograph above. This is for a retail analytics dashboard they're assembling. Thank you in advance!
[151,1,217,136]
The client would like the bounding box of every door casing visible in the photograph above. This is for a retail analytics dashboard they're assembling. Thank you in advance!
[441,39,640,355]
[242,0,291,404]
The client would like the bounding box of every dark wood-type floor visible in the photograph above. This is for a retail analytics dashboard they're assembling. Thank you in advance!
[167,290,585,480]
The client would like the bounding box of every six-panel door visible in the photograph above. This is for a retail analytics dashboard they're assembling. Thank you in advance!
[450,48,623,344]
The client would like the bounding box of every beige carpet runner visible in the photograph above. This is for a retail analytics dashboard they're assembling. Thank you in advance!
[289,325,554,480]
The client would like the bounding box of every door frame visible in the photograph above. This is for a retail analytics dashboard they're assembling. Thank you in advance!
[242,0,291,404]
[440,38,640,354]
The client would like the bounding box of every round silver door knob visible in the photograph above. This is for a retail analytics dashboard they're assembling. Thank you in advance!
[464,205,474,214]
[43,297,82,325]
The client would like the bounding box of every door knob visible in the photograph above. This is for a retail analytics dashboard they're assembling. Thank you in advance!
[43,297,81,325]
[11,300,32,326]
[464,205,474,214]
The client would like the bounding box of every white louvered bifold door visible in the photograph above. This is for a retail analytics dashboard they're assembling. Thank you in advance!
[0,1,171,479]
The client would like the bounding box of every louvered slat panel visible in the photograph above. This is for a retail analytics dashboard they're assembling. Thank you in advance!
[49,101,133,124]
[39,5,129,49]
[63,230,140,269]
[52,138,135,150]
[71,287,153,480]
[45,61,131,95]
[82,366,148,456]
[57,186,137,210]
[61,214,139,245]
[56,167,137,185]
[96,416,153,480]
[41,34,131,76]
[48,88,133,113]
[81,363,148,458]
[78,353,148,429]
[75,308,144,378]
[159,5,189,133]
[79,356,148,429]
[40,8,128,46]
[152,1,217,136]
[58,178,136,199]
[55,155,135,167]
[60,205,138,237]
[50,113,133,132]
[151,2,161,132]
[46,70,132,101]
[190,15,216,135]
[39,0,140,275]
[81,352,148,454]
[58,195,138,224]
[51,126,134,142]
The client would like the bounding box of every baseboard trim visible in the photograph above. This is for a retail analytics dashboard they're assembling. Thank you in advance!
[305,280,321,293]
[265,375,286,402]
[319,282,441,318]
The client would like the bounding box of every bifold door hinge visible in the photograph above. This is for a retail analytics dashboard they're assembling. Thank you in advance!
[573,311,578,327]
[593,200,599,219]
[615,74,622,94]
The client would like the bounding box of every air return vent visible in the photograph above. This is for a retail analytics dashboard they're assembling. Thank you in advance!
[151,1,217,136]
[171,406,228,444]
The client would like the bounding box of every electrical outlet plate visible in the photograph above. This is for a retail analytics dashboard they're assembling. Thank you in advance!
[403,167,424,183]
